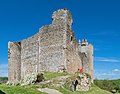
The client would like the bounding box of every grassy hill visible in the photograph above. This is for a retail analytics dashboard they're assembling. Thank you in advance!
[0,84,46,94]
[55,85,112,94]
[94,79,120,94]
[0,72,119,94]
[0,84,112,94]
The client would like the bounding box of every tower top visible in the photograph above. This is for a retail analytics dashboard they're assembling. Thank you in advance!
[52,9,73,26]
[81,39,88,46]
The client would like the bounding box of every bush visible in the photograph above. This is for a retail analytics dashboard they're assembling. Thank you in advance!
[36,73,45,83]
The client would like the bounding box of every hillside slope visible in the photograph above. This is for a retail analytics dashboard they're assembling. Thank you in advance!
[0,84,112,94]
[55,85,112,94]
[0,72,113,94]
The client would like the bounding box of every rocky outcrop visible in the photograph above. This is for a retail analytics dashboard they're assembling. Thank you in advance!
[66,72,91,91]
[76,73,91,91]
[7,73,45,86]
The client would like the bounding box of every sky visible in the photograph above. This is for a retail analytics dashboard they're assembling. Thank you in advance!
[0,0,120,79]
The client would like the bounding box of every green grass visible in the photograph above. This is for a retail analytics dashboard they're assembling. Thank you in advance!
[0,84,112,94]
[0,73,117,94]
[44,71,68,80]
[0,72,68,94]
[55,85,112,94]
[0,84,47,94]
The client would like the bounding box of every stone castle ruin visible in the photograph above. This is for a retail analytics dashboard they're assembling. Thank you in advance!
[8,9,94,83]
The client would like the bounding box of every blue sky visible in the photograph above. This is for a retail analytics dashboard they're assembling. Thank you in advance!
[0,0,120,79]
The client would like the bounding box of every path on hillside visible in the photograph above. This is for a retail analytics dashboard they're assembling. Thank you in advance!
[38,88,63,94]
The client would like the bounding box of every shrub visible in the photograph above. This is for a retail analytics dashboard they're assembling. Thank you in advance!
[36,73,45,83]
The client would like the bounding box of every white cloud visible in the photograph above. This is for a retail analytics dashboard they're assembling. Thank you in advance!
[0,72,8,77]
[0,63,8,69]
[94,69,120,80]
[95,57,120,63]
[0,63,8,77]
[113,69,120,72]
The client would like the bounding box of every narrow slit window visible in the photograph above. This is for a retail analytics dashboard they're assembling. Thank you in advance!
[70,35,73,41]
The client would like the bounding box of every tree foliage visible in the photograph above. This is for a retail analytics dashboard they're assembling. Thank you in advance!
[94,79,120,93]
[0,77,8,84]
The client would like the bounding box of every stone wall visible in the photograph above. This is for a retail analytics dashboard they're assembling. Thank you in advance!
[39,25,64,72]
[21,33,39,79]
[20,9,74,78]
[65,30,82,73]
[8,42,21,81]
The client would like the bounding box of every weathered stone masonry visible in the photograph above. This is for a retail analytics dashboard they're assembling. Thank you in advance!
[8,9,94,82]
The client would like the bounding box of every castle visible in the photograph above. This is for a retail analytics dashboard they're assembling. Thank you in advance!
[8,9,94,83]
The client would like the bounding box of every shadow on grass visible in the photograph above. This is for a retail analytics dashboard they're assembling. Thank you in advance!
[0,90,6,94]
